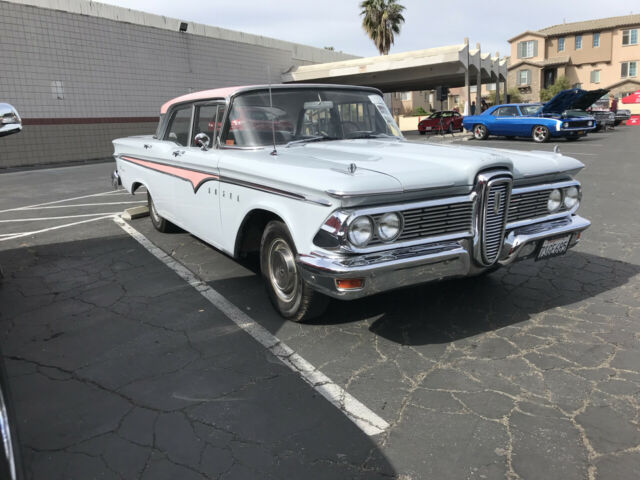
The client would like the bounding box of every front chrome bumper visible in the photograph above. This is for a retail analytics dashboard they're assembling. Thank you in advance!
[298,214,590,300]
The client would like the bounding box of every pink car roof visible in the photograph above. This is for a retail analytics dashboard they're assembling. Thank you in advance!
[160,86,251,114]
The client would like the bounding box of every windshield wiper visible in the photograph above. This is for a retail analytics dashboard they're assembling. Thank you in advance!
[285,135,338,147]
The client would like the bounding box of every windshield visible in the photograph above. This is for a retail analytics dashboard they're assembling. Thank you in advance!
[223,88,403,147]
[519,105,541,116]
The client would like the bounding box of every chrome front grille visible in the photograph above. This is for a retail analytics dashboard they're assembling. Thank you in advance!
[508,189,567,224]
[481,179,511,265]
[369,201,473,246]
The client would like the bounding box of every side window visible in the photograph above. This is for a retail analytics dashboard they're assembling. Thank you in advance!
[495,106,519,117]
[193,104,226,146]
[165,107,192,146]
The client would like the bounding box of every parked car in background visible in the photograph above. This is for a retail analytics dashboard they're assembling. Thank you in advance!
[0,104,24,480]
[587,92,615,131]
[614,109,631,126]
[463,102,595,143]
[0,103,21,138]
[417,111,463,134]
[113,84,590,321]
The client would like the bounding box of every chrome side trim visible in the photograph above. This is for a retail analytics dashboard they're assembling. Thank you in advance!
[511,179,579,195]
[118,154,331,206]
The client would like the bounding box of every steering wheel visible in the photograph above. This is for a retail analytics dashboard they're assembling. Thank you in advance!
[341,121,359,135]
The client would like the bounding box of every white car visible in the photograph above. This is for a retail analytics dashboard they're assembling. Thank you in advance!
[112,84,590,321]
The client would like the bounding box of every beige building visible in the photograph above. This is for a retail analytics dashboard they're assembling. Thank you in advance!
[508,14,640,102]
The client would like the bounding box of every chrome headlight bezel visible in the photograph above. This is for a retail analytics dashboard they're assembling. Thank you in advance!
[376,212,403,243]
[347,215,374,247]
[547,188,562,212]
[563,186,580,209]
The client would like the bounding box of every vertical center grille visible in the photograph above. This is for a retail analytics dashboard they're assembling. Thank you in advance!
[481,178,511,265]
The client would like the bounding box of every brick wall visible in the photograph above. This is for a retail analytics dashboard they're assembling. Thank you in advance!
[0,0,354,168]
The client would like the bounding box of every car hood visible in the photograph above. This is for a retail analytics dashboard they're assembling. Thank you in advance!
[217,140,584,203]
[541,88,609,114]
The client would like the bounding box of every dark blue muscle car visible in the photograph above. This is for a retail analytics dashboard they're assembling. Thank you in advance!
[463,89,604,143]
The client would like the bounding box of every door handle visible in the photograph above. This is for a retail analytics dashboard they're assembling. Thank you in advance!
[144,144,152,149]
[172,150,185,157]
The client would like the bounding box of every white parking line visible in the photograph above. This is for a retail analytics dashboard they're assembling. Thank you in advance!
[0,189,140,214]
[0,212,122,223]
[23,201,146,210]
[113,216,390,437]
[0,215,116,242]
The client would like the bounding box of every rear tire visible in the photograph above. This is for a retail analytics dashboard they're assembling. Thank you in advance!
[532,125,550,143]
[419,131,426,135]
[260,221,328,322]
[473,124,489,140]
[148,192,178,233]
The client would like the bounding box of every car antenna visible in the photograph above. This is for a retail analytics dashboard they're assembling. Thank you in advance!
[267,65,277,156]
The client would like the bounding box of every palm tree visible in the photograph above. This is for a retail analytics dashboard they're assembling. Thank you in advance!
[360,0,406,55]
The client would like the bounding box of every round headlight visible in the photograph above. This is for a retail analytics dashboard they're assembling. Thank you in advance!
[348,216,373,247]
[588,121,593,126]
[564,186,579,209]
[547,189,562,212]
[377,212,402,242]
[563,122,569,128]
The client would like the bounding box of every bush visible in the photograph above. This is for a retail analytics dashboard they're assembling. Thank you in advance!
[412,106,428,116]
[487,88,522,105]
[540,76,571,102]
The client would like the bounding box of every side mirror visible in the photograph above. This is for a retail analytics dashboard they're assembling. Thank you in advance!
[194,132,210,151]
[0,103,22,138]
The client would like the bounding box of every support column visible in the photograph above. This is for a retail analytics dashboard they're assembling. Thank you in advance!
[494,53,501,105]
[502,72,508,103]
[464,38,470,115]
[476,43,481,113]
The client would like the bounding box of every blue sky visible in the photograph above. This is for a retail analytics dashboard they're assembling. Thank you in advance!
[97,0,638,58]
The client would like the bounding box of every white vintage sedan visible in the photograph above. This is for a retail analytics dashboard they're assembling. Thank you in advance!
[112,84,590,321]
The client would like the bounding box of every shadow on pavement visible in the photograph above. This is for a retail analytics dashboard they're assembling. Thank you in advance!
[0,236,396,480]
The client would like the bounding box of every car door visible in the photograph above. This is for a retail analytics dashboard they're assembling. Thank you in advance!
[172,102,225,247]
[491,106,521,136]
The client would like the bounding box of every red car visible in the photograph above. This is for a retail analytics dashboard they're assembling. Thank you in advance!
[418,111,464,134]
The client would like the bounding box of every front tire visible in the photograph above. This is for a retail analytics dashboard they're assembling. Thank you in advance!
[532,125,550,143]
[473,124,488,140]
[148,192,178,233]
[566,136,580,142]
[260,221,328,322]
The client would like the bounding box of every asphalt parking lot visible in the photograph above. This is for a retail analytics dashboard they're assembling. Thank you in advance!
[1,127,639,479]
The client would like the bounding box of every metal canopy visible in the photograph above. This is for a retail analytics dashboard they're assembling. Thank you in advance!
[282,44,506,93]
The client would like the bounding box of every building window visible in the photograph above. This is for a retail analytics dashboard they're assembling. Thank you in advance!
[558,37,565,51]
[593,32,600,47]
[487,83,496,91]
[517,69,531,86]
[621,61,638,78]
[622,29,638,45]
[575,35,582,49]
[400,91,411,101]
[517,40,537,58]
[590,70,600,83]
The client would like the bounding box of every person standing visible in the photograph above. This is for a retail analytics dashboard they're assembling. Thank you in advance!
[470,101,476,115]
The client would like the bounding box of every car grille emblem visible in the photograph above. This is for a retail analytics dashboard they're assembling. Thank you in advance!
[493,191,502,215]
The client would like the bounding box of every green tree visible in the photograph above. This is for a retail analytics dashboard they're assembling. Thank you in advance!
[540,76,571,102]
[359,0,406,55]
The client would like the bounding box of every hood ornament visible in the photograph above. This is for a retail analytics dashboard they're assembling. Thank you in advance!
[349,163,357,174]
[553,145,560,154]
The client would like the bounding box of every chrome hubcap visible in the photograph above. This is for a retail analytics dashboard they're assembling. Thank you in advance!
[534,127,546,141]
[474,126,484,138]
[268,239,298,302]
